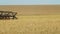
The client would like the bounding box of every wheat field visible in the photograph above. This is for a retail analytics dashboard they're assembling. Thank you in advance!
[0,5,60,34]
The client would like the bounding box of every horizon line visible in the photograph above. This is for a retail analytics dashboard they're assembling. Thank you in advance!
[0,4,60,5]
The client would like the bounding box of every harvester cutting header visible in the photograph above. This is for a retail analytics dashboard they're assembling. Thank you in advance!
[0,11,17,19]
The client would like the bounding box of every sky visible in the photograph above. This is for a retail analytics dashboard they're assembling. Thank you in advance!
[0,0,60,5]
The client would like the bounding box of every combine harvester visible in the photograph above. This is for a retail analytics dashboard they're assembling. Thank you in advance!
[0,11,17,19]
